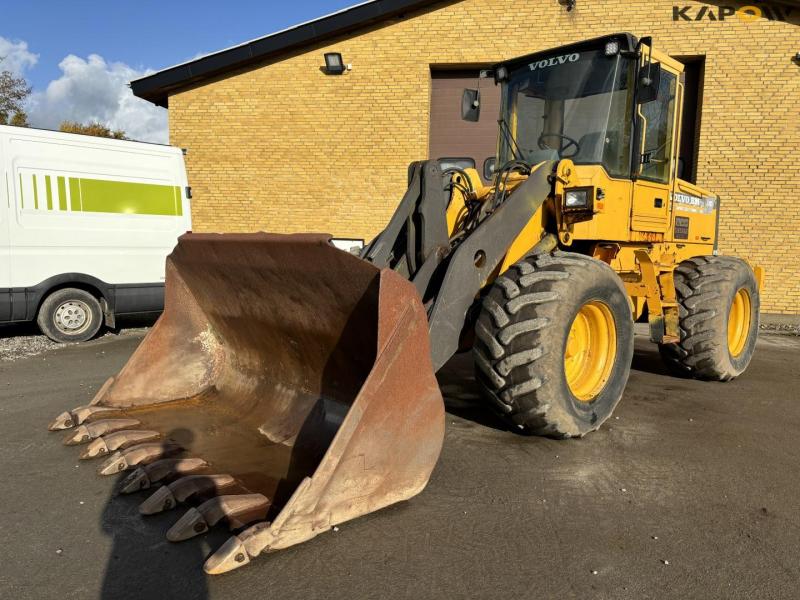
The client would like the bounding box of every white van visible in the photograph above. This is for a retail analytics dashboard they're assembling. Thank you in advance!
[0,125,191,342]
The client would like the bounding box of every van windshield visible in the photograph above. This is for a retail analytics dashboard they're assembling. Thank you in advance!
[499,47,635,177]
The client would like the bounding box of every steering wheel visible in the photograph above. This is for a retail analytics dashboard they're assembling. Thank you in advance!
[537,133,580,158]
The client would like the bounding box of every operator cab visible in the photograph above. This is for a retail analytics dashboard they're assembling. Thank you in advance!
[464,33,679,185]
[462,33,696,241]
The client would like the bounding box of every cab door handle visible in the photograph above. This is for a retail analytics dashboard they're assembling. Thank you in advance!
[654,198,664,208]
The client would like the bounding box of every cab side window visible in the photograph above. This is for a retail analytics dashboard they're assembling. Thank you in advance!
[639,68,677,183]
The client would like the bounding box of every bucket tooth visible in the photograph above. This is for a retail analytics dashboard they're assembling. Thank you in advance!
[204,536,252,574]
[79,430,161,460]
[48,406,120,431]
[119,458,209,494]
[204,523,272,575]
[63,419,141,445]
[167,494,270,542]
[139,474,236,515]
[138,485,179,514]
[97,442,182,476]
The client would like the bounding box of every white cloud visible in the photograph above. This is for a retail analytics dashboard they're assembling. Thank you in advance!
[27,53,168,144]
[0,36,38,75]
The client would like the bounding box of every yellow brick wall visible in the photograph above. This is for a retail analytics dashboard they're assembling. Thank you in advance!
[169,0,800,314]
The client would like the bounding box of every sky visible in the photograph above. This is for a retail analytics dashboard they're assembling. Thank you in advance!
[1,0,358,142]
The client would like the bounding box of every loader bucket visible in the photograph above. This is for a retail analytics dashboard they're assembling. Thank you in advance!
[49,232,445,574]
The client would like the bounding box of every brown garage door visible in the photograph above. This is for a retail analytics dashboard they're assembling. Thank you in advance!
[429,70,501,180]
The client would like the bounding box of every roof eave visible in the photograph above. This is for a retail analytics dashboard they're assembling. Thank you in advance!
[131,0,440,107]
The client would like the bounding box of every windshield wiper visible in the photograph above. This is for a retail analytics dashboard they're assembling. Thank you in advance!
[498,117,524,162]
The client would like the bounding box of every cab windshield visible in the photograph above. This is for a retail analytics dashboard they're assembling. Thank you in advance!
[499,47,635,177]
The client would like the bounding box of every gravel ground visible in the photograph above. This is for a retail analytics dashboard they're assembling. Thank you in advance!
[760,322,800,336]
[0,316,157,362]
[1,330,799,599]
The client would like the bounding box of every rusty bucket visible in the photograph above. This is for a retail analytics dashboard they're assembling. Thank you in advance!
[49,233,445,574]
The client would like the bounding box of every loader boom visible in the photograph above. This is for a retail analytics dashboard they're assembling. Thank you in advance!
[363,160,556,371]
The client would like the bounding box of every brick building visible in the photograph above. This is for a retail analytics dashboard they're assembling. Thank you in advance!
[131,0,800,316]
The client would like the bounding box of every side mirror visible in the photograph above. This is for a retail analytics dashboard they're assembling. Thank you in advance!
[637,62,661,104]
[461,88,480,122]
[483,157,497,181]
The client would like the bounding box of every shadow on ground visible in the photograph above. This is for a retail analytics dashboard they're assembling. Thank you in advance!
[436,352,509,432]
[98,428,227,600]
[0,321,40,338]
[436,339,677,431]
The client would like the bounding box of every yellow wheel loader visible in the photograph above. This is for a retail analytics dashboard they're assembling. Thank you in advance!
[48,33,762,573]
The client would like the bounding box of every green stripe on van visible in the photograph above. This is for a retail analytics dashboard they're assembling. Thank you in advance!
[45,176,53,210]
[69,178,82,211]
[32,174,39,209]
[73,178,182,216]
[57,176,67,211]
[19,173,24,208]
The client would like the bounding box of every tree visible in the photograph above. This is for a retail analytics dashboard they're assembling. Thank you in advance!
[59,120,126,139]
[9,111,29,127]
[0,58,31,126]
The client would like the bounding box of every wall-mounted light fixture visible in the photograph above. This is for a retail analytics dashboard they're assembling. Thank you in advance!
[324,52,347,75]
[558,0,576,11]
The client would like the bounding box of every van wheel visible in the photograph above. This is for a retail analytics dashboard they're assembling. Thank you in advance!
[37,288,103,343]
[473,252,634,438]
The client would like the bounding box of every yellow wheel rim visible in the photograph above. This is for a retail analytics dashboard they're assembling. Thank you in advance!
[727,288,752,357]
[564,301,617,402]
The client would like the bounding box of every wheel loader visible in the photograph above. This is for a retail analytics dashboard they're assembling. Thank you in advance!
[48,33,762,574]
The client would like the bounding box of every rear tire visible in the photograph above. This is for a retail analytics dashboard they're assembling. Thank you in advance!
[659,256,759,381]
[473,252,634,438]
[37,288,103,343]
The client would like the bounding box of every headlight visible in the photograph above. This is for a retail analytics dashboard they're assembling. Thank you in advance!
[565,189,589,208]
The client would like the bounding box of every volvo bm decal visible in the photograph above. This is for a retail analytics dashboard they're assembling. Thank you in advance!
[673,192,717,214]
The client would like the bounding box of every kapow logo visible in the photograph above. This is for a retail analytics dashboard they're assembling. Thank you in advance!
[672,3,794,22]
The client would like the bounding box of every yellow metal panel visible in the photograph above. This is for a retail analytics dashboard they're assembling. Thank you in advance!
[569,165,634,242]
[631,179,671,232]
[498,205,546,274]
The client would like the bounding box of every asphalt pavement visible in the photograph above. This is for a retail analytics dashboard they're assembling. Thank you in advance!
[1,327,798,599]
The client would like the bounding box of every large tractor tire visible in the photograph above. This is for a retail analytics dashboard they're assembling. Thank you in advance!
[473,252,634,438]
[659,256,759,381]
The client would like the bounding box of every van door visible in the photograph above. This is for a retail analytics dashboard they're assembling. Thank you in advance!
[631,64,680,233]
[0,163,11,322]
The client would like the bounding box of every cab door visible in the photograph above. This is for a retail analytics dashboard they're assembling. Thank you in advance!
[631,61,681,233]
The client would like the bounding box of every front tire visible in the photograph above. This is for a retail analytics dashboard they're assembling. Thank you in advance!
[473,252,634,438]
[37,288,103,343]
[659,256,759,381]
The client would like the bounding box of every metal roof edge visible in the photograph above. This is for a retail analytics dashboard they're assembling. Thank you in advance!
[131,0,440,107]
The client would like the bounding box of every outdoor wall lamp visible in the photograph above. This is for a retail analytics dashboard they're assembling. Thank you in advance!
[324,52,348,75]
[558,0,576,11]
